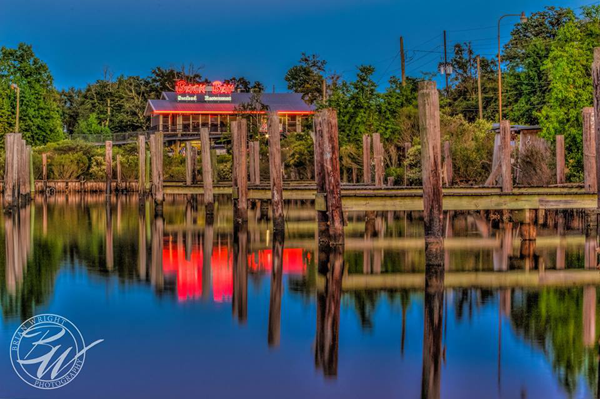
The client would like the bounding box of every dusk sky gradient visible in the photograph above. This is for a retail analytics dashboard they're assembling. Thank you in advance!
[0,0,595,91]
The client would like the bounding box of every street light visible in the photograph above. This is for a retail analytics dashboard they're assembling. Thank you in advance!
[497,12,527,122]
[10,83,20,133]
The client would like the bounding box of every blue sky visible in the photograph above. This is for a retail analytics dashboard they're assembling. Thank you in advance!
[0,0,595,91]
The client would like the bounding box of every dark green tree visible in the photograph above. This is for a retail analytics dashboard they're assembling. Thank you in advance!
[284,53,326,104]
[0,43,63,145]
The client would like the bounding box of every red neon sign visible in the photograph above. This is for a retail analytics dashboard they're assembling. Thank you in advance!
[211,81,235,95]
[175,80,235,95]
[175,80,206,94]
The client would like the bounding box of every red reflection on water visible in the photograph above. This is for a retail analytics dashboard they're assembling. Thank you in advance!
[163,246,308,302]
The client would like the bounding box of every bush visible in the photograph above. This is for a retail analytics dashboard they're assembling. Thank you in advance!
[50,153,88,179]
[217,154,232,181]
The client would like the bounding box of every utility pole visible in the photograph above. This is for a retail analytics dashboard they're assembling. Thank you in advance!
[400,36,406,86]
[477,56,483,120]
[443,30,449,96]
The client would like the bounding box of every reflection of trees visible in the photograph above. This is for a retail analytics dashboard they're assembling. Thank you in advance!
[452,289,495,322]
[510,288,599,396]
[0,206,63,321]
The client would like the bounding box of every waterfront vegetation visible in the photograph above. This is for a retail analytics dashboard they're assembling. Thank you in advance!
[0,6,599,184]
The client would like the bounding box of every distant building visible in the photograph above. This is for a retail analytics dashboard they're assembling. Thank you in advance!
[144,80,315,137]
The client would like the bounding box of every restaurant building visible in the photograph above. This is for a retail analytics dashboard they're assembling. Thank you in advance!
[145,80,315,136]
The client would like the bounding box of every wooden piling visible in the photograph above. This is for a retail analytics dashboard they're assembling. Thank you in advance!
[105,141,112,195]
[556,135,565,184]
[138,135,145,196]
[583,107,597,193]
[42,152,48,193]
[191,147,198,184]
[373,133,384,187]
[593,48,600,207]
[443,141,453,187]
[249,141,255,184]
[116,154,121,191]
[362,135,371,184]
[200,128,214,216]
[418,81,443,239]
[4,133,15,207]
[231,119,248,224]
[185,141,193,186]
[314,109,344,245]
[267,112,285,234]
[404,142,411,186]
[315,117,329,244]
[150,133,164,213]
[253,141,260,185]
[500,120,513,193]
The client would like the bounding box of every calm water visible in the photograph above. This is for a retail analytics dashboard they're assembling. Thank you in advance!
[0,195,599,398]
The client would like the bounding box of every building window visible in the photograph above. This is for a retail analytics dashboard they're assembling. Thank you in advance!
[210,115,218,133]
[182,115,191,132]
[192,115,200,131]
[219,115,228,133]
[201,115,209,129]
[288,115,297,133]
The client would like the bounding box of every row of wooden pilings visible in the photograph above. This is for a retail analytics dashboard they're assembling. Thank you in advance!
[4,133,34,209]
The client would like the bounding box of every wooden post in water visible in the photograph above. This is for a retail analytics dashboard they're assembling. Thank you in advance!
[315,115,329,244]
[248,141,255,184]
[583,107,597,193]
[191,147,198,184]
[253,141,260,185]
[268,233,284,347]
[200,128,214,217]
[373,133,384,187]
[185,141,193,186]
[443,141,453,187]
[314,109,344,245]
[404,142,411,186]
[105,141,112,195]
[500,120,513,193]
[116,154,121,191]
[593,48,600,207]
[556,135,565,184]
[18,138,28,203]
[138,135,145,196]
[267,112,285,234]
[28,146,34,197]
[231,119,248,224]
[42,153,48,193]
[4,133,15,208]
[362,135,371,184]
[418,81,443,239]
[150,133,164,214]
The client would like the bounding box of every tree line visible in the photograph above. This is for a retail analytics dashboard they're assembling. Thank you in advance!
[0,5,598,182]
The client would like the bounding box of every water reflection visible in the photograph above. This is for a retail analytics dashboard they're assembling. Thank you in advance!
[1,197,600,397]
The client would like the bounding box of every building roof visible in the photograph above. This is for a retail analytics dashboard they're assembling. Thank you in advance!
[145,92,315,115]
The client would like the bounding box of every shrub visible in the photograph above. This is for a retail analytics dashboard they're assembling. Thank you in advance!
[50,153,88,179]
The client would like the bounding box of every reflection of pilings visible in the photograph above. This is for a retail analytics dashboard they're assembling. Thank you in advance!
[202,221,213,302]
[105,202,113,271]
[585,227,597,270]
[583,286,596,347]
[138,204,147,280]
[493,223,513,272]
[4,205,32,295]
[268,233,284,348]
[315,245,344,378]
[150,214,164,290]
[232,225,248,324]
[421,237,445,399]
